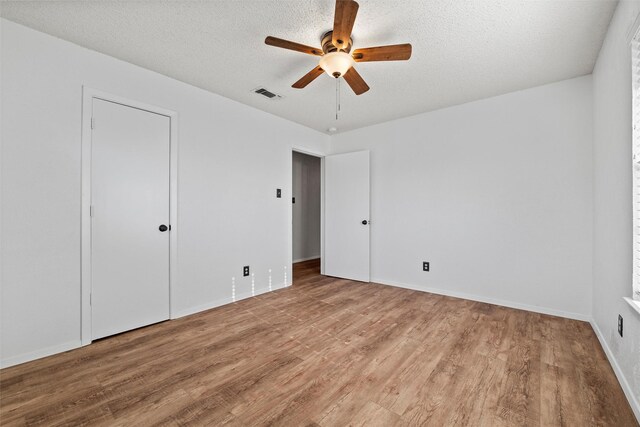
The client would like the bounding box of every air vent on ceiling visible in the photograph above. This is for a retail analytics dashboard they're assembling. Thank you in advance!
[252,87,283,100]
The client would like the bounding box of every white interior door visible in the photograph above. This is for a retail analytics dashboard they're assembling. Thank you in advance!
[91,98,171,340]
[324,150,370,282]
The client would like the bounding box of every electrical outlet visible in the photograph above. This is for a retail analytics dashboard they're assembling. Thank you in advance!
[618,314,623,337]
[243,266,250,277]
[276,189,282,198]
[423,262,429,272]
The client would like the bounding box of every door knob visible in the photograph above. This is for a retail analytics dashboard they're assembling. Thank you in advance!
[159,224,168,232]
[361,220,368,225]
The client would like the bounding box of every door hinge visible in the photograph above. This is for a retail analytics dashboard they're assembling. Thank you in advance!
[91,117,95,130]
[90,205,94,217]
[90,292,92,306]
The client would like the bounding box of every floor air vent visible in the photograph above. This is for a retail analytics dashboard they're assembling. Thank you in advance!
[253,87,283,100]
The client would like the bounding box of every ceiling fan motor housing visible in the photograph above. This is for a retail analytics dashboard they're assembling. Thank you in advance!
[321,31,353,54]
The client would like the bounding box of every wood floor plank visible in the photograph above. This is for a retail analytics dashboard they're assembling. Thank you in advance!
[0,259,637,426]
[347,401,406,427]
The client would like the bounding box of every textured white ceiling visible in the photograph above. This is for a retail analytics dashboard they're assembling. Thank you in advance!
[1,0,618,134]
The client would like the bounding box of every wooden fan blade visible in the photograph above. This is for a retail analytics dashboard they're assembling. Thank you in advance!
[292,66,325,89]
[265,36,323,56]
[332,0,359,50]
[343,67,369,95]
[352,44,412,62]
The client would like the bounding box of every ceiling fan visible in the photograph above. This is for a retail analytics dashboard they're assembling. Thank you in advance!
[264,0,412,95]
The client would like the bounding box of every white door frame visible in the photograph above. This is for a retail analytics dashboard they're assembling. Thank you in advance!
[80,87,179,345]
[291,147,326,279]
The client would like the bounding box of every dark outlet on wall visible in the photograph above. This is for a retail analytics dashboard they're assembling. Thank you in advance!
[423,262,430,272]
[276,189,282,198]
[243,266,250,277]
[618,314,623,337]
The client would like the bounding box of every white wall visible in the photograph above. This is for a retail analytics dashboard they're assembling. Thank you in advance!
[0,19,329,367]
[331,76,594,320]
[592,0,640,417]
[292,151,321,263]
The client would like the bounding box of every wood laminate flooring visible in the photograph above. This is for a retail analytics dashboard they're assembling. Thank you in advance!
[1,258,637,426]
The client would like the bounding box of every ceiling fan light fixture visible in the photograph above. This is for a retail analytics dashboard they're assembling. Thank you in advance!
[319,51,354,78]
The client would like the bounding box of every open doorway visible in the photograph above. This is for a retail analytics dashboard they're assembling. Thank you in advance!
[292,150,322,283]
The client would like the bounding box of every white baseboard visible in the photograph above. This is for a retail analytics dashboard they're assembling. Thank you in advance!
[590,320,640,423]
[1,283,291,369]
[373,278,591,322]
[0,340,81,369]
[171,282,289,319]
[293,256,320,263]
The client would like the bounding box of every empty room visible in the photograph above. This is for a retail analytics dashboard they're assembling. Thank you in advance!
[1,0,639,425]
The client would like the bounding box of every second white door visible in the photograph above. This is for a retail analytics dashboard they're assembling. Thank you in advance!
[91,98,171,340]
[324,150,370,282]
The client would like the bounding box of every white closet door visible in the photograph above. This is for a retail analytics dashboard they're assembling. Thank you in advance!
[91,98,170,340]
[324,150,370,282]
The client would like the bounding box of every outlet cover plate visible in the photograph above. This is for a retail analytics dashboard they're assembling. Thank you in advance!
[618,314,623,337]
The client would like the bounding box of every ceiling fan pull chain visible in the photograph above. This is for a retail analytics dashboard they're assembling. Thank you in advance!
[336,77,339,120]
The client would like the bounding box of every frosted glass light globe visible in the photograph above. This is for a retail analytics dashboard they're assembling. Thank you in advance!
[319,51,355,78]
